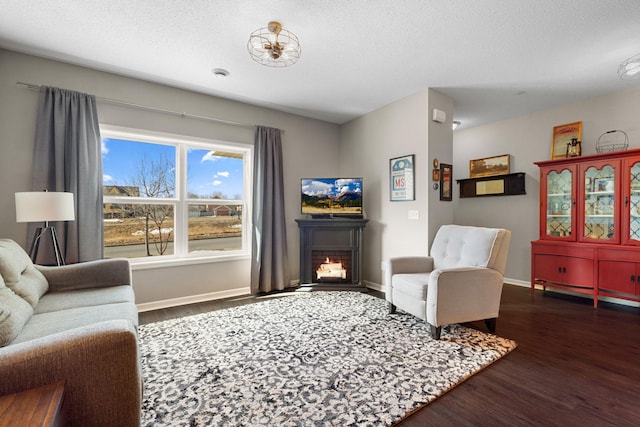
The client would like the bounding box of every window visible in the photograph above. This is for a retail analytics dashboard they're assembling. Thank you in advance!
[101,126,251,264]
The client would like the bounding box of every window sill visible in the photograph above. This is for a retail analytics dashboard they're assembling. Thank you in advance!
[129,252,250,271]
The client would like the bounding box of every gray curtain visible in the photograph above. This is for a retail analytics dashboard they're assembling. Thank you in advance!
[251,126,291,294]
[30,86,103,264]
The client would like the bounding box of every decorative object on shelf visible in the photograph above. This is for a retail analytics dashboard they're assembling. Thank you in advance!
[551,121,582,160]
[565,137,582,157]
[469,154,510,178]
[247,21,301,67]
[440,163,452,201]
[596,130,629,153]
[390,155,415,201]
[457,172,526,198]
[618,53,640,79]
[15,190,75,265]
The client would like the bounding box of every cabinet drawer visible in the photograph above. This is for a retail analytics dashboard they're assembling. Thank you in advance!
[532,242,595,258]
[598,260,637,294]
[534,254,593,287]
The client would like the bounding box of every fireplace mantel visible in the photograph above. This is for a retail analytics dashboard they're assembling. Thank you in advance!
[295,218,369,291]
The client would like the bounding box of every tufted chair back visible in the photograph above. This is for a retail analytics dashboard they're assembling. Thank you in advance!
[430,224,510,275]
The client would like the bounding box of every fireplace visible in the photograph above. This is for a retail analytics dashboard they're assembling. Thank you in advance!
[296,218,368,291]
[313,251,351,283]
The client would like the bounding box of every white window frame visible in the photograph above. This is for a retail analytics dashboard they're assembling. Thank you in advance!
[100,125,252,269]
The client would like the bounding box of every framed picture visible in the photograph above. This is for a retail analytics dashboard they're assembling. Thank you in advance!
[390,155,415,201]
[440,163,452,201]
[469,154,510,178]
[551,121,582,160]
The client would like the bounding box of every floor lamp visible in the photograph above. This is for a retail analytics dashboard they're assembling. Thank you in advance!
[15,191,75,266]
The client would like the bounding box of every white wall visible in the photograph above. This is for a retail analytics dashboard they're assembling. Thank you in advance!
[340,89,454,289]
[453,85,640,283]
[0,49,341,306]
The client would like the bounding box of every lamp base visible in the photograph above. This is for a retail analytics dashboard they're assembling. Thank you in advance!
[28,225,65,266]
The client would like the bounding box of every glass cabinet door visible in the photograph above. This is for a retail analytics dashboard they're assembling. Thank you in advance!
[545,168,573,239]
[583,163,618,243]
[626,158,640,244]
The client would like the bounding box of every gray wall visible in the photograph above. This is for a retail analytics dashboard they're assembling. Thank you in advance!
[0,48,341,307]
[4,46,640,304]
[453,85,640,283]
[339,89,454,289]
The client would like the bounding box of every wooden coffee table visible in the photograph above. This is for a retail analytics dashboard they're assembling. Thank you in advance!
[0,381,66,426]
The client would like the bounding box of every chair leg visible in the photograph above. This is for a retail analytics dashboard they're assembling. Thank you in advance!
[429,324,442,340]
[484,318,497,333]
[387,302,396,314]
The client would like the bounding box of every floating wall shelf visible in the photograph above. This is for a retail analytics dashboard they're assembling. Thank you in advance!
[456,172,526,198]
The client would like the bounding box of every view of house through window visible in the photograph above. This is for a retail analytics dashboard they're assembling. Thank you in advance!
[101,127,250,260]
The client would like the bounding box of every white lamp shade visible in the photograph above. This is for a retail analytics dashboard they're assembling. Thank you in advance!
[15,192,75,223]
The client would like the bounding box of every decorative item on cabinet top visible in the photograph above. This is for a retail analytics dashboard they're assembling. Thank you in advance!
[551,121,582,160]
[596,130,629,153]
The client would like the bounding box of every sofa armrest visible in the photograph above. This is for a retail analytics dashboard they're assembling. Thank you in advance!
[426,267,504,327]
[0,320,141,427]
[387,256,434,275]
[36,258,132,292]
[385,256,434,299]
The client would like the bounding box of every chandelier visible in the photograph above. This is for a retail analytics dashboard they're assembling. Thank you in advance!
[618,53,640,79]
[247,21,301,67]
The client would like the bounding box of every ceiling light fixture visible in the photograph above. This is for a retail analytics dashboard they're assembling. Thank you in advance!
[247,21,301,67]
[618,53,640,79]
[452,121,461,130]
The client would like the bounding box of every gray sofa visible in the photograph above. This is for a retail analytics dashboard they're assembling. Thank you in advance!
[0,238,141,426]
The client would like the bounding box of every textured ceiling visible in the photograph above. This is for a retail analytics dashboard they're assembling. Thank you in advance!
[1,0,640,129]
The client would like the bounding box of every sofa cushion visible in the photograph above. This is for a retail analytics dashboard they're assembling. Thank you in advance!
[11,302,139,344]
[391,273,430,300]
[34,285,135,315]
[0,274,34,346]
[0,239,48,307]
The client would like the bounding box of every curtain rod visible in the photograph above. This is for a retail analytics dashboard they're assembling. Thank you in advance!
[16,81,257,131]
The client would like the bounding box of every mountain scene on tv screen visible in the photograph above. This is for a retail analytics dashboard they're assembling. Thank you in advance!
[302,178,362,214]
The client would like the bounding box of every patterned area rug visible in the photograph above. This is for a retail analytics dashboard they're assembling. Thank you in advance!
[140,291,517,426]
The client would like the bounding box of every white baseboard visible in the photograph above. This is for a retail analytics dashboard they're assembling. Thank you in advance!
[136,287,251,312]
[504,277,529,287]
[364,280,384,293]
[136,276,639,312]
[508,277,640,308]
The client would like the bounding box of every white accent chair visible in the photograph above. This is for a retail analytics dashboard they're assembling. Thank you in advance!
[386,224,511,339]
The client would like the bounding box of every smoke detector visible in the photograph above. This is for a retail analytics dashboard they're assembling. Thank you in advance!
[212,68,230,79]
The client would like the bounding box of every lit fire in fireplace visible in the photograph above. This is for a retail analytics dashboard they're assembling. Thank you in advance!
[316,257,346,281]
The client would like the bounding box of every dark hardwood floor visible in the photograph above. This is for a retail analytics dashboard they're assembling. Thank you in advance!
[139,285,640,426]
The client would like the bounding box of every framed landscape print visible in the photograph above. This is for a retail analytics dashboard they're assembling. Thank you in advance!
[390,155,415,201]
[469,154,510,178]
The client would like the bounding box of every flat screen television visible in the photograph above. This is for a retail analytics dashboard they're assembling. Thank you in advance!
[301,177,363,218]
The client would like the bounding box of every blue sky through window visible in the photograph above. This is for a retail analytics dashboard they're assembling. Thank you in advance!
[102,138,244,199]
